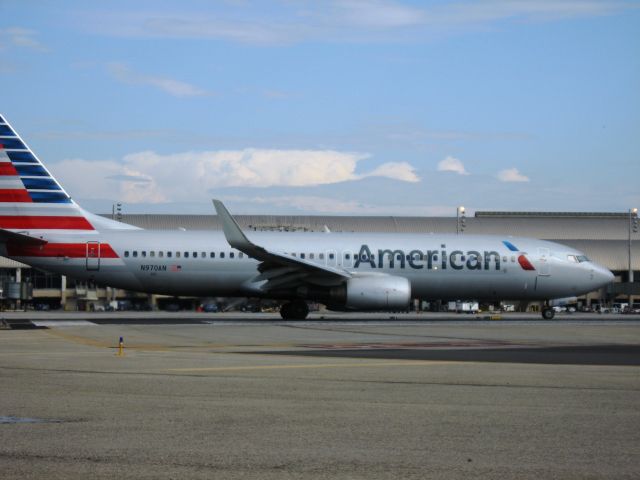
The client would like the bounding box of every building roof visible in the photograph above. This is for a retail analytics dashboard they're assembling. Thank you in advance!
[107,212,638,241]
[104,212,640,271]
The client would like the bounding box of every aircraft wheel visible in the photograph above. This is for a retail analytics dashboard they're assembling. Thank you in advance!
[280,301,309,320]
[289,300,309,320]
[280,302,292,320]
[542,308,555,320]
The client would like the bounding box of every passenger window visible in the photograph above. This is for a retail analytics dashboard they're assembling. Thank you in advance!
[319,253,325,260]
[159,251,164,258]
[301,253,306,259]
[124,251,129,258]
[329,253,335,260]
[193,252,197,258]
[396,254,402,261]
[292,253,297,257]
[230,252,235,258]
[141,251,146,258]
[345,254,350,260]
[503,256,508,263]
[309,253,314,260]
[220,252,225,258]
[511,256,515,262]
[133,251,138,258]
[176,252,181,258]
[167,251,172,258]
[201,252,206,258]
[210,252,215,258]
[150,251,155,257]
[239,252,244,258]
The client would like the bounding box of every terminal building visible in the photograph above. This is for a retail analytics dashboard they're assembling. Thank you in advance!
[0,211,638,311]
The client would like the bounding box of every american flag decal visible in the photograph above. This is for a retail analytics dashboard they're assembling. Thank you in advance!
[170,265,182,272]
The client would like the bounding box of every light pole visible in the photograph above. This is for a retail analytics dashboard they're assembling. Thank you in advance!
[112,202,122,221]
[629,207,638,285]
[456,206,466,235]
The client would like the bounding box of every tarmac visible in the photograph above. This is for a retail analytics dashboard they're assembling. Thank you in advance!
[1,312,639,479]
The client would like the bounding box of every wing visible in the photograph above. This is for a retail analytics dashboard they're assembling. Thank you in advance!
[213,200,350,292]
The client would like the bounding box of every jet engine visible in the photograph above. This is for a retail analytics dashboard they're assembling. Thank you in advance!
[334,275,411,310]
[289,275,411,311]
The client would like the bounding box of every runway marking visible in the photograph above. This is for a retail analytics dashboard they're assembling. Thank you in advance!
[167,360,455,372]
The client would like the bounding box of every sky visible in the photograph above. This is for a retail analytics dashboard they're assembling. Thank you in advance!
[0,0,638,216]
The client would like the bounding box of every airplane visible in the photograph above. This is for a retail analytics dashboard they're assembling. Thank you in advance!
[0,115,614,320]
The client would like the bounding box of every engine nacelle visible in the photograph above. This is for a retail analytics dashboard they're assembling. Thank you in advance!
[343,275,411,310]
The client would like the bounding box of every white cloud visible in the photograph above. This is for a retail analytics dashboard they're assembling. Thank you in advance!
[362,162,419,182]
[332,0,426,28]
[497,168,530,182]
[107,62,209,97]
[50,149,420,204]
[82,1,631,45]
[0,27,47,52]
[437,156,469,175]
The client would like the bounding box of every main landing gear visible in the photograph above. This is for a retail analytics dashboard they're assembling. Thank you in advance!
[280,300,309,320]
[541,306,555,320]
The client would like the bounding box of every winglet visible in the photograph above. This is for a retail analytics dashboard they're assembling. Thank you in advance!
[212,199,253,251]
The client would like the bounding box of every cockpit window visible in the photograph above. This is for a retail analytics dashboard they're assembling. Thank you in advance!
[577,255,589,263]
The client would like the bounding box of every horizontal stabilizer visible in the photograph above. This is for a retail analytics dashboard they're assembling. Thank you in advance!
[0,228,48,245]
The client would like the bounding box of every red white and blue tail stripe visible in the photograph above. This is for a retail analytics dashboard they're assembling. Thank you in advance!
[0,114,96,233]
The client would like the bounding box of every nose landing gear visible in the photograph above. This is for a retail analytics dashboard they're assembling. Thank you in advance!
[280,300,309,320]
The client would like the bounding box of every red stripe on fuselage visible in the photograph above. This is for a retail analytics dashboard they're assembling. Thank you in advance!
[7,243,119,258]
[0,163,18,175]
[0,216,94,230]
[0,189,32,202]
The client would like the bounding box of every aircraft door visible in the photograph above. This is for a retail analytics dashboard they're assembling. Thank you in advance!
[537,248,550,276]
[534,247,552,294]
[86,241,100,271]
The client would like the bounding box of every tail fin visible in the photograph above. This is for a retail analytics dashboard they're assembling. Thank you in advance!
[0,114,136,233]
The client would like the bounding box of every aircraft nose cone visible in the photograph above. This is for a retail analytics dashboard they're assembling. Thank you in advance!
[592,265,614,287]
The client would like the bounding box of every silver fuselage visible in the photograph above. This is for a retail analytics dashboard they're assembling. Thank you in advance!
[2,230,614,301]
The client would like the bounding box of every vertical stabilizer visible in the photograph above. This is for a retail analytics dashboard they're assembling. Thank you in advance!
[0,115,136,233]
